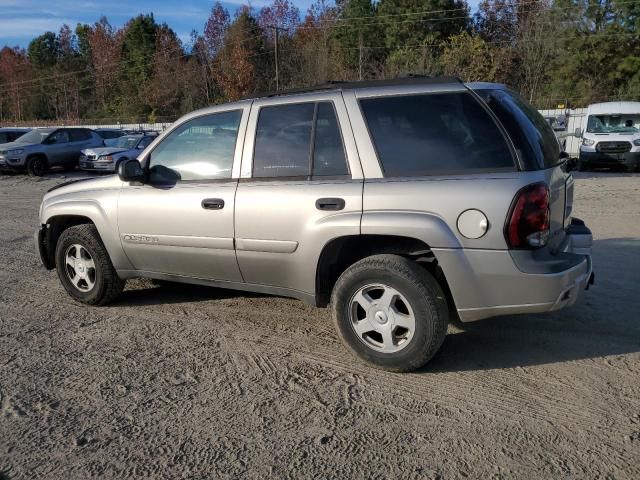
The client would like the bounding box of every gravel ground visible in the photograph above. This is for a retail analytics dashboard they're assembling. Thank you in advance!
[0,171,639,479]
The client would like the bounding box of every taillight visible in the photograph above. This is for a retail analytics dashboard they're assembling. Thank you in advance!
[505,183,550,249]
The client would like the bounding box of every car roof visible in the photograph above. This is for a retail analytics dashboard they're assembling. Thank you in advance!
[175,76,468,127]
[587,102,640,115]
[0,127,31,132]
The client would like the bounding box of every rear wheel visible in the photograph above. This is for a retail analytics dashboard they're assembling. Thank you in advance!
[27,155,48,176]
[55,224,124,305]
[331,254,448,372]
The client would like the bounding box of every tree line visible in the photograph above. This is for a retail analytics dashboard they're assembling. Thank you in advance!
[0,0,638,124]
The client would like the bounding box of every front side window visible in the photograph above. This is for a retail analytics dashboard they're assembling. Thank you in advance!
[148,110,242,182]
[360,92,515,177]
[253,102,349,178]
[49,130,69,144]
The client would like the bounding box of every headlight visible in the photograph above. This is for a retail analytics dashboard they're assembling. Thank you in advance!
[582,138,595,146]
[7,149,24,155]
[633,139,640,147]
[97,155,114,162]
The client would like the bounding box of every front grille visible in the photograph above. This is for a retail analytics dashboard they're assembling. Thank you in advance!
[596,141,632,153]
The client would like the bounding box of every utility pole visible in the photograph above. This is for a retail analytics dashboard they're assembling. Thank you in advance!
[358,30,363,81]
[267,25,289,91]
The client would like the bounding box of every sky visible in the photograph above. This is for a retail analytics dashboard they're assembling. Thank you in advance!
[0,0,481,49]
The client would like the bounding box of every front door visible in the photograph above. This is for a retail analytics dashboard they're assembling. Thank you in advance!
[45,129,70,165]
[117,108,248,281]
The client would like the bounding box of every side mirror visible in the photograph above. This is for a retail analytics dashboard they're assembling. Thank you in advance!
[565,157,577,172]
[118,159,144,182]
[574,128,582,138]
[46,137,57,144]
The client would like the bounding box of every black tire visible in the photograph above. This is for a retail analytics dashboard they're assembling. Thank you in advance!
[27,155,48,176]
[576,158,587,172]
[55,224,124,305]
[331,254,448,372]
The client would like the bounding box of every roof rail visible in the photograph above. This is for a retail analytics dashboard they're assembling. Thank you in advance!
[243,75,462,100]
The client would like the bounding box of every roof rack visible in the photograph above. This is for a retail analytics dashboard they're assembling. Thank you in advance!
[244,75,462,100]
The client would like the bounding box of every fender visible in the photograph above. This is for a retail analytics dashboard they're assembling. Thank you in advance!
[361,210,463,249]
[42,198,133,271]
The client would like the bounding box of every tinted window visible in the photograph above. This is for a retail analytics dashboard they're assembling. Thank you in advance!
[476,88,560,169]
[69,129,91,141]
[254,103,314,178]
[49,130,69,144]
[360,92,515,177]
[148,110,241,182]
[10,132,25,142]
[138,136,154,149]
[313,103,348,176]
[0,133,7,143]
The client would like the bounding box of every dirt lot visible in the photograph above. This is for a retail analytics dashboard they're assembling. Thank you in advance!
[0,171,639,479]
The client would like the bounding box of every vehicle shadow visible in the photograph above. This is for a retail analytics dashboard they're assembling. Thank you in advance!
[115,280,266,307]
[106,238,639,371]
[427,237,640,372]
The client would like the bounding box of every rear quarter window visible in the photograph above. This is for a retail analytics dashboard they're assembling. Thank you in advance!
[475,88,560,170]
[359,92,515,177]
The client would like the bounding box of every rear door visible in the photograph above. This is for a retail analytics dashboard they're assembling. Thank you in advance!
[234,93,363,295]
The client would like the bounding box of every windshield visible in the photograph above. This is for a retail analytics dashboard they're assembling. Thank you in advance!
[475,88,560,170]
[114,135,141,149]
[15,129,54,144]
[587,115,639,134]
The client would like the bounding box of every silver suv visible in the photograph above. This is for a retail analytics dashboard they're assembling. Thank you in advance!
[35,78,594,371]
[0,127,103,176]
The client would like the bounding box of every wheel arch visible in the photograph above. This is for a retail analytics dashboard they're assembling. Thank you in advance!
[41,201,132,271]
[315,234,456,313]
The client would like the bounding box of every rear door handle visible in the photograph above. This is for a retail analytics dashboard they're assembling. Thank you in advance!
[316,197,345,211]
[202,198,225,210]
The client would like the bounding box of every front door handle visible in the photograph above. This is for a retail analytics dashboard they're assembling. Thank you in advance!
[316,197,345,211]
[202,198,225,210]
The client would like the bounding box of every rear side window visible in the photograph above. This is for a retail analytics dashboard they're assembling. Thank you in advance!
[359,92,515,177]
[0,133,7,143]
[69,129,92,141]
[253,102,349,178]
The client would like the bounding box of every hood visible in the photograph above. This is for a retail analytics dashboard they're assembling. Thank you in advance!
[0,140,38,151]
[81,146,129,156]
[44,174,122,199]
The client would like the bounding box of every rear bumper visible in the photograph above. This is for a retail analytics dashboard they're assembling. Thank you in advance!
[434,218,593,322]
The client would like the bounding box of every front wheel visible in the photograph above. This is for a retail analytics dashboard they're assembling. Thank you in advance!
[55,224,124,305]
[331,254,448,372]
[27,156,48,176]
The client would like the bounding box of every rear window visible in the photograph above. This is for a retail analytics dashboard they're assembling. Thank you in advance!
[359,92,515,177]
[475,88,560,169]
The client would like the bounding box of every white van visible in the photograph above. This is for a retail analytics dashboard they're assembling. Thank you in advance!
[577,101,640,171]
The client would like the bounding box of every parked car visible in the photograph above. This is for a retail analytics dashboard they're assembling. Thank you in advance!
[94,128,127,146]
[0,127,31,145]
[0,127,103,175]
[79,134,158,173]
[35,78,594,372]
[576,101,640,171]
